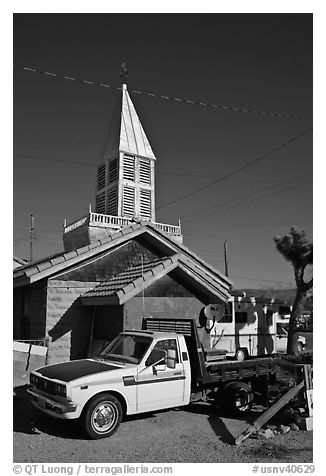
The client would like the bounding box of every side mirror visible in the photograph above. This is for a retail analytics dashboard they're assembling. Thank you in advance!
[167,348,177,369]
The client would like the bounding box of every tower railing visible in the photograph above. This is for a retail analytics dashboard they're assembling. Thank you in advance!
[63,212,182,236]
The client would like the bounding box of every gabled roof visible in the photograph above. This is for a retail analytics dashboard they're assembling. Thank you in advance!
[13,255,28,268]
[102,84,156,161]
[82,256,179,305]
[13,221,232,301]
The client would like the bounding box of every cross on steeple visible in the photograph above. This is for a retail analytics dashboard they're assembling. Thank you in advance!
[120,62,129,85]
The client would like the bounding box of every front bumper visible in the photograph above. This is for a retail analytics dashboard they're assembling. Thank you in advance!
[27,388,78,419]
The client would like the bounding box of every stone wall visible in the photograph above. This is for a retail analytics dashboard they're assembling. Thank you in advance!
[46,280,98,364]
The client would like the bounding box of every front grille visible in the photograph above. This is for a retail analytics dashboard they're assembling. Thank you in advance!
[33,376,57,396]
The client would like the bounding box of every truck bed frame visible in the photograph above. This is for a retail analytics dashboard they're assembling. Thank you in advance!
[142,317,279,390]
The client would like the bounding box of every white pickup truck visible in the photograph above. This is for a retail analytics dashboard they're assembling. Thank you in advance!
[28,318,279,439]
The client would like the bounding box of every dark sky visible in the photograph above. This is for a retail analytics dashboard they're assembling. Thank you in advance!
[13,13,313,289]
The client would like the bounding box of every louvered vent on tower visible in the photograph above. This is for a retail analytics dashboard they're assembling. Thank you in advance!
[123,155,135,181]
[107,188,118,215]
[96,191,106,214]
[108,158,118,183]
[139,159,151,184]
[123,186,135,216]
[139,189,152,219]
[97,164,106,190]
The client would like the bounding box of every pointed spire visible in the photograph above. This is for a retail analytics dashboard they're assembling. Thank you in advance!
[100,69,156,162]
[119,86,156,160]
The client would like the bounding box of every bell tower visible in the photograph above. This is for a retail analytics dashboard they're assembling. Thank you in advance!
[63,73,182,252]
[95,83,156,222]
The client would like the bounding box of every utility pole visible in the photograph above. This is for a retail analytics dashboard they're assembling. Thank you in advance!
[29,214,34,263]
[224,240,229,277]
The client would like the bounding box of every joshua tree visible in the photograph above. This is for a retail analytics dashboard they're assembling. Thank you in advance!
[274,227,313,354]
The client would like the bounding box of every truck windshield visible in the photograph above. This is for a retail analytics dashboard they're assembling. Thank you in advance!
[99,334,152,364]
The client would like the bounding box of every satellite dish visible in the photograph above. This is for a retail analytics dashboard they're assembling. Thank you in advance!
[204,304,225,322]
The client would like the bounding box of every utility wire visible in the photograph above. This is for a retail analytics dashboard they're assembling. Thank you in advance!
[230,275,293,285]
[183,180,312,224]
[181,172,312,221]
[14,153,94,167]
[14,152,311,187]
[14,64,312,121]
[157,127,312,210]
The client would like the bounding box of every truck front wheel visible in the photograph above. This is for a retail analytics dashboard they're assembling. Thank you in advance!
[82,393,122,439]
[219,382,254,415]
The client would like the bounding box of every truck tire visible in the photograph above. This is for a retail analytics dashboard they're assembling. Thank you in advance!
[220,382,254,415]
[82,393,122,439]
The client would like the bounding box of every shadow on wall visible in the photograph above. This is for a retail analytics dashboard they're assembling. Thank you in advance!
[48,298,93,361]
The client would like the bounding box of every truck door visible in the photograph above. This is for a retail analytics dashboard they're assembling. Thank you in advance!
[136,338,185,413]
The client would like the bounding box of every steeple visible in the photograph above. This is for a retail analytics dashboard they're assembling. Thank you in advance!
[95,83,156,222]
[63,73,183,252]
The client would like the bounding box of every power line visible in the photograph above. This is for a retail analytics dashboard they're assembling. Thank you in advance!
[157,170,302,184]
[15,211,68,221]
[14,153,95,168]
[230,275,293,285]
[14,152,311,187]
[14,64,312,121]
[181,172,312,221]
[183,180,312,224]
[157,127,312,210]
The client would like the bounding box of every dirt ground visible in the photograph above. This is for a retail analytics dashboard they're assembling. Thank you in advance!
[13,383,313,464]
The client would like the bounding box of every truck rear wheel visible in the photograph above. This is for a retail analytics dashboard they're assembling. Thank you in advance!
[82,393,122,439]
[220,382,253,415]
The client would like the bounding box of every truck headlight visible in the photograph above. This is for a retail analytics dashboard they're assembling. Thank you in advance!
[55,383,67,397]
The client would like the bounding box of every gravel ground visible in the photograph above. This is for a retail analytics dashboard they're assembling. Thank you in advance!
[13,383,313,464]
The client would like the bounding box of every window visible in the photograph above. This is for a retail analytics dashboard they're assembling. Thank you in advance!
[154,339,179,363]
[122,186,135,216]
[139,159,151,184]
[123,155,135,181]
[235,311,248,323]
[97,164,106,190]
[277,323,288,336]
[108,158,118,183]
[99,334,152,364]
[219,303,233,323]
[139,189,151,219]
[96,192,106,214]
[146,339,179,366]
[279,305,291,316]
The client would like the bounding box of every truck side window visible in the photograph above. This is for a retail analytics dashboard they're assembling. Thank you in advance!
[152,339,179,364]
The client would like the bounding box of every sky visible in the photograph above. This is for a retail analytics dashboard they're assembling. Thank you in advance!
[13,13,313,289]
